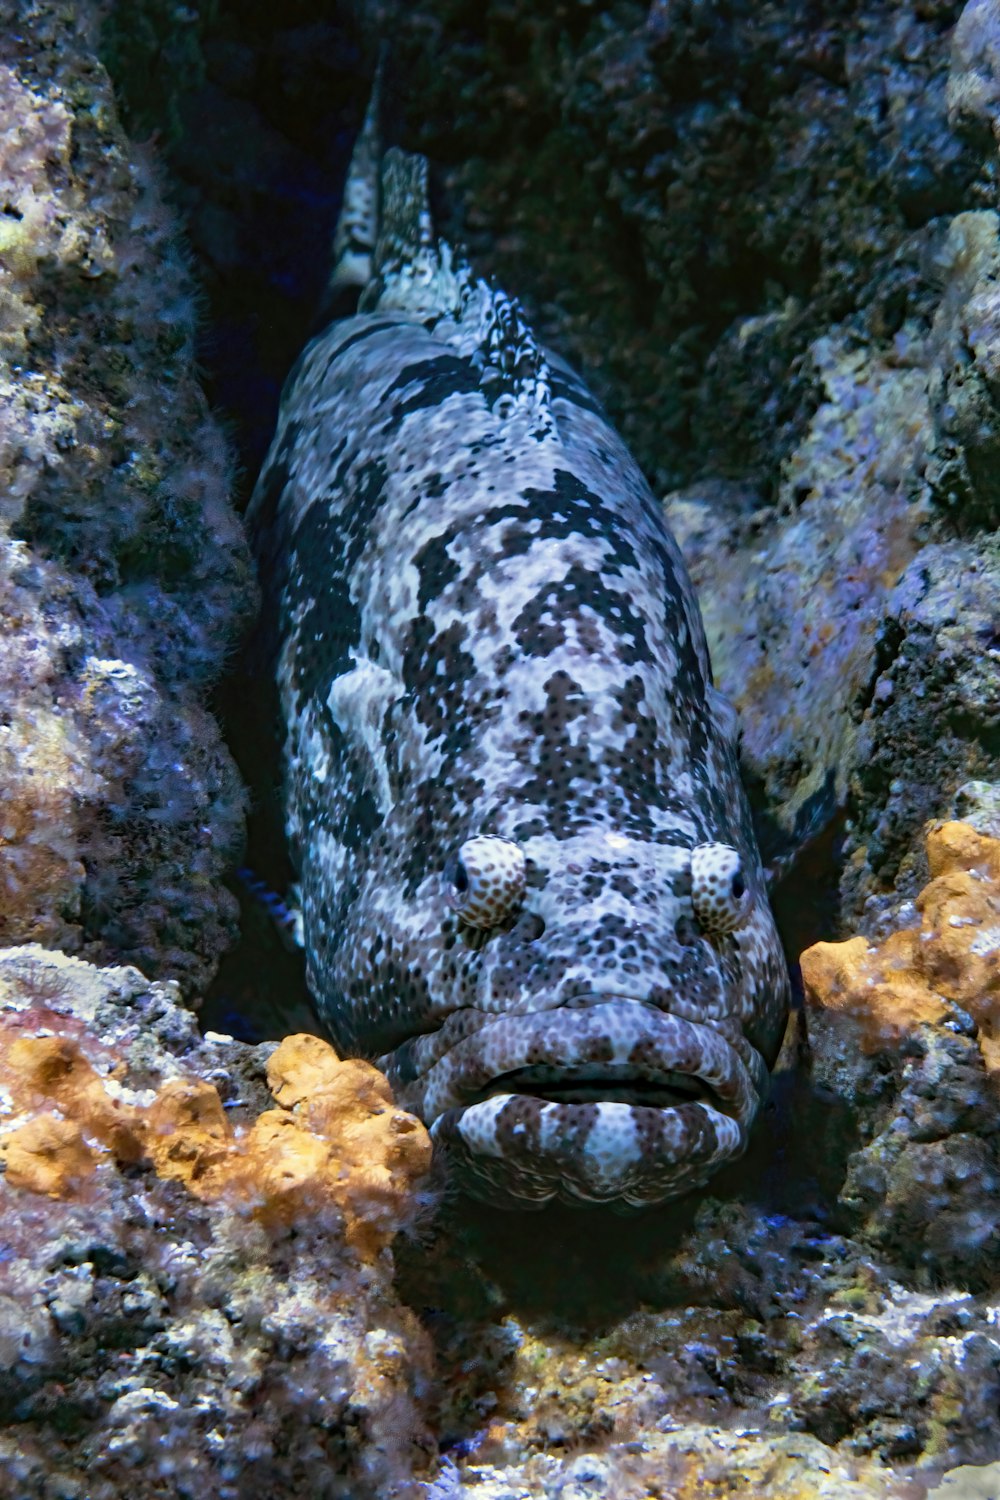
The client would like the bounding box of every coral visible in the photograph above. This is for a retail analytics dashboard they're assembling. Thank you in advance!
[0,986,431,1259]
[802,821,1000,1283]
[803,822,1000,1068]
[0,946,434,1499]
[0,0,256,991]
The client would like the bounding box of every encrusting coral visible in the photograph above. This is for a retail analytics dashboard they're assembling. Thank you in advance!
[800,820,1000,1284]
[802,820,1000,1068]
[0,1001,431,1260]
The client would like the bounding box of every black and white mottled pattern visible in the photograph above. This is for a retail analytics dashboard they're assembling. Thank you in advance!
[248,135,790,1208]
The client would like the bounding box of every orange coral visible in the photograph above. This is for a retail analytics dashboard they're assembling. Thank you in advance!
[801,821,1000,1068]
[0,1021,431,1256]
[5,1033,144,1161]
[0,1112,96,1194]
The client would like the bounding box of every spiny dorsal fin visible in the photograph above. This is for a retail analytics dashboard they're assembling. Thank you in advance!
[330,88,552,425]
[475,285,552,424]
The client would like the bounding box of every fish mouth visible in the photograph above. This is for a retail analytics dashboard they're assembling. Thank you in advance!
[382,1000,768,1208]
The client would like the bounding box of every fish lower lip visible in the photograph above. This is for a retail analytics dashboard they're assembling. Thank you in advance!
[382,1002,768,1208]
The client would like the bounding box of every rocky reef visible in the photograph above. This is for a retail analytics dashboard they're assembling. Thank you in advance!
[0,945,434,1499]
[390,825,1000,1493]
[0,0,255,992]
[5,0,1000,1496]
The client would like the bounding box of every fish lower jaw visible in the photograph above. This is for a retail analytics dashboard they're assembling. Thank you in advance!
[389,1000,765,1208]
[430,1094,746,1209]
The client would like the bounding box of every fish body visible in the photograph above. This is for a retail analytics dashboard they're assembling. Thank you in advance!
[249,136,790,1208]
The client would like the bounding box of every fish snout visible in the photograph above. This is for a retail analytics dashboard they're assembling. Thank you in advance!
[382,1000,768,1207]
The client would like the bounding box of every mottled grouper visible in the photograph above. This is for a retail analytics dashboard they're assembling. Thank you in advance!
[248,94,791,1209]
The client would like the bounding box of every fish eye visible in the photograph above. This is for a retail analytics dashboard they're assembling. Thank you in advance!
[448,835,526,930]
[690,842,752,935]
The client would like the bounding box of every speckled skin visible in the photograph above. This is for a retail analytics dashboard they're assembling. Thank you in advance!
[249,146,790,1208]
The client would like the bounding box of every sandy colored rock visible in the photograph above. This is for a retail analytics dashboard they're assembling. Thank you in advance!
[800,932,950,1047]
[0,1112,96,1196]
[0,945,434,1499]
[926,820,1000,882]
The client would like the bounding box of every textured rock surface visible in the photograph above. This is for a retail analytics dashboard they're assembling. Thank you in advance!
[0,946,433,1499]
[421,1427,921,1499]
[843,533,1000,917]
[668,204,1000,876]
[8,0,1000,1494]
[0,0,255,991]
[803,821,1000,1284]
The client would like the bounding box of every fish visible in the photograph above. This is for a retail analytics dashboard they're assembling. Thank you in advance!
[247,85,791,1209]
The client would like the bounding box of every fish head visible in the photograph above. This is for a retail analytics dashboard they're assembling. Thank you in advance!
[364,818,789,1209]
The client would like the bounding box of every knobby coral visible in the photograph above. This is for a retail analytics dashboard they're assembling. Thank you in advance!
[802,820,1000,1067]
[0,1010,431,1259]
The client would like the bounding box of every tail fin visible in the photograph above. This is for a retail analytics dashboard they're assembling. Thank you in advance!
[327,51,385,303]
[326,59,464,321]
[324,64,551,425]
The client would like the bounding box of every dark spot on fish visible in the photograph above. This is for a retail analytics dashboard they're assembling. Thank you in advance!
[342,783,382,850]
[330,319,403,362]
[382,354,483,425]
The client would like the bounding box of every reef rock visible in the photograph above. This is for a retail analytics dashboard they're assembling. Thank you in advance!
[0,945,433,1499]
[843,534,1000,918]
[0,0,255,991]
[803,821,1000,1283]
[667,205,1000,876]
[422,1426,919,1499]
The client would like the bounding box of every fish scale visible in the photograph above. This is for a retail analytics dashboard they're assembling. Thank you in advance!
[248,115,790,1208]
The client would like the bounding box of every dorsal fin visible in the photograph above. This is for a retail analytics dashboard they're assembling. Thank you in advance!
[327,76,552,426]
[475,285,552,423]
[358,146,468,319]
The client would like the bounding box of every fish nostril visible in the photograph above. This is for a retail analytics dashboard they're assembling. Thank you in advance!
[675,915,699,947]
[519,912,546,942]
